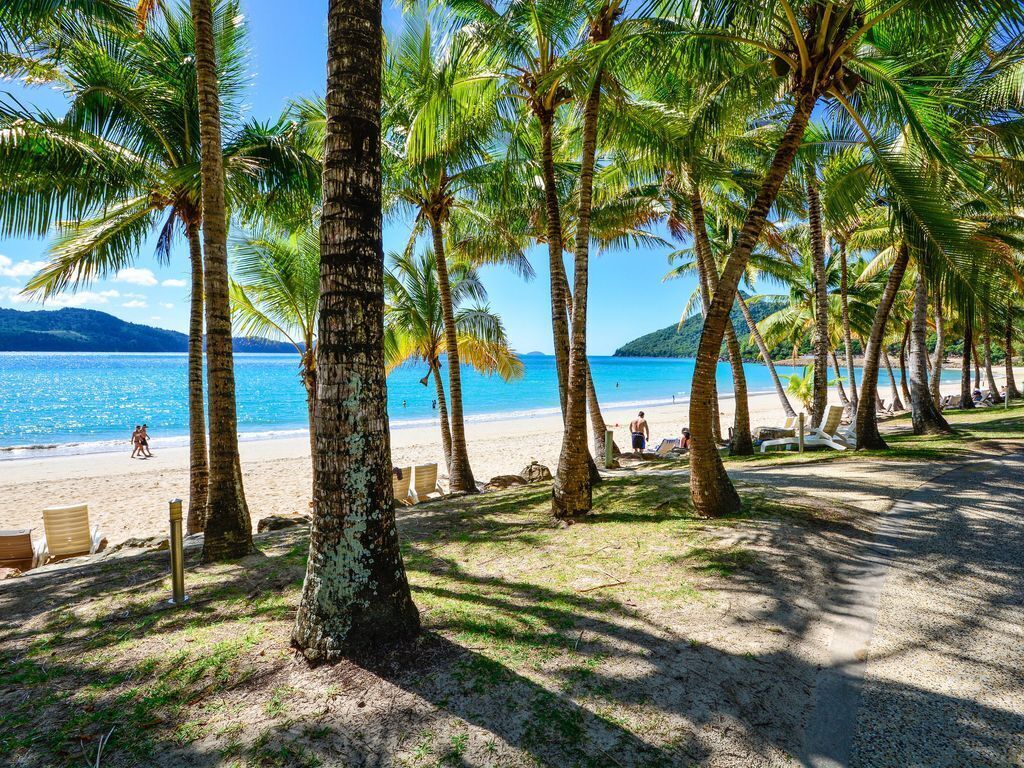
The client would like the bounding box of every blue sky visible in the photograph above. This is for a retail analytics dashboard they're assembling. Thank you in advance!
[0,1,699,355]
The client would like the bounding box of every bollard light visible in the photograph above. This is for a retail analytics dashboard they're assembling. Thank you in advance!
[604,429,615,469]
[798,413,805,454]
[168,498,188,605]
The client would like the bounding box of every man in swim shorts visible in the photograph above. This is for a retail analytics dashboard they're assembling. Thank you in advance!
[629,411,649,455]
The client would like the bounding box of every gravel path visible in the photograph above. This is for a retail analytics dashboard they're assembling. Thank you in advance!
[803,451,1024,767]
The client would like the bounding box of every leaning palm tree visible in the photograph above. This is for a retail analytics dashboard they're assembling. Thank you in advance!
[384,249,523,469]
[292,0,420,659]
[0,1,314,537]
[230,225,320,491]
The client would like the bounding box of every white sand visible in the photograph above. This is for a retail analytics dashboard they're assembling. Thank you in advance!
[1,391,794,545]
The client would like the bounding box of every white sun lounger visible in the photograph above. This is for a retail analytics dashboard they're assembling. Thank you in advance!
[760,405,848,453]
[42,504,104,563]
[411,464,442,504]
[392,466,412,505]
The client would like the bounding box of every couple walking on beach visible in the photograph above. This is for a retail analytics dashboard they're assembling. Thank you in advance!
[130,424,153,459]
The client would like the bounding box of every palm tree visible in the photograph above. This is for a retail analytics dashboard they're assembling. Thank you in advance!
[0,1,313,536]
[292,0,420,659]
[674,0,1021,515]
[384,249,523,468]
[188,0,251,560]
[230,225,320,491]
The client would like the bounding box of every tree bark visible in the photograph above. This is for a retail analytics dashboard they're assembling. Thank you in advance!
[909,272,951,434]
[831,350,849,406]
[301,351,317,498]
[689,88,817,517]
[971,339,982,391]
[191,0,251,562]
[960,317,975,410]
[552,76,601,518]
[585,361,618,459]
[689,178,752,455]
[185,225,208,535]
[882,348,903,411]
[428,216,477,492]
[899,322,912,404]
[807,176,829,426]
[839,239,858,411]
[1007,305,1020,399]
[982,315,1003,403]
[737,294,796,418]
[430,363,453,471]
[929,289,944,408]
[538,112,571,418]
[292,0,419,659]
[855,244,910,449]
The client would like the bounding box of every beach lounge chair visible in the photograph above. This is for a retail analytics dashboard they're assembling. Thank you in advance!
[0,529,45,572]
[41,504,104,563]
[392,466,412,505]
[646,438,679,458]
[760,405,848,453]
[411,464,442,504]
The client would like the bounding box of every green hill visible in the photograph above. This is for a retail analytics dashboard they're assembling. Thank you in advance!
[0,308,294,353]
[613,298,784,359]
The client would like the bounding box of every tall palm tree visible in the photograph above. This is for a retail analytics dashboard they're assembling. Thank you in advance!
[384,249,523,468]
[189,0,250,560]
[230,225,320,491]
[292,0,420,659]
[0,1,312,536]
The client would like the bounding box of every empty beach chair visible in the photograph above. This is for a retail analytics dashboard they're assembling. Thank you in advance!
[646,438,679,457]
[0,530,44,572]
[760,405,848,453]
[411,464,442,503]
[42,504,104,563]
[392,466,412,505]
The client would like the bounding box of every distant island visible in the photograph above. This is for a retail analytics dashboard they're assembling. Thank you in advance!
[614,298,785,359]
[0,308,294,353]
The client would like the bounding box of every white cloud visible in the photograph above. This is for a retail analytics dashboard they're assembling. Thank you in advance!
[160,302,175,310]
[0,286,123,308]
[161,278,187,288]
[0,254,47,278]
[115,267,158,286]
[122,299,147,309]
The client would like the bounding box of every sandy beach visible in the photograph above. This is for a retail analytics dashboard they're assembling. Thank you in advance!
[2,391,793,545]
[4,366,1019,547]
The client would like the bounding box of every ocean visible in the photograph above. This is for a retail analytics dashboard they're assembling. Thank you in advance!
[0,352,942,458]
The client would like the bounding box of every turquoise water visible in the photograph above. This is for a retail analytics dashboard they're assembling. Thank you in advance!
[0,352,940,457]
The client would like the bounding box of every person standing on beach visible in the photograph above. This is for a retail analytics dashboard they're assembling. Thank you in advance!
[140,424,154,458]
[130,425,142,458]
[630,412,649,455]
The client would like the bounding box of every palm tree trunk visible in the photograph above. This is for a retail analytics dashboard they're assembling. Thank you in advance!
[960,317,975,410]
[982,315,1003,403]
[831,350,849,406]
[301,350,317,498]
[806,176,829,426]
[899,322,912,404]
[684,194,722,442]
[431,362,453,472]
[428,216,476,493]
[1006,306,1020,399]
[839,239,858,410]
[690,87,817,517]
[586,361,618,459]
[539,113,570,417]
[737,294,796,418]
[882,348,903,411]
[689,177,751,454]
[292,0,419,658]
[190,0,251,562]
[185,225,208,535]
[971,340,982,391]
[552,77,601,518]
[909,272,951,434]
[855,244,910,449]
[929,289,944,408]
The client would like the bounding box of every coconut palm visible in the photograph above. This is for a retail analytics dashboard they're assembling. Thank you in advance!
[292,0,420,659]
[0,0,315,537]
[230,225,320,490]
[384,249,523,468]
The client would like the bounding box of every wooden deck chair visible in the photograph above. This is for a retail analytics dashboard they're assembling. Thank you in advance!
[0,530,44,572]
[411,464,442,503]
[392,467,412,505]
[42,504,104,563]
[760,405,848,453]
